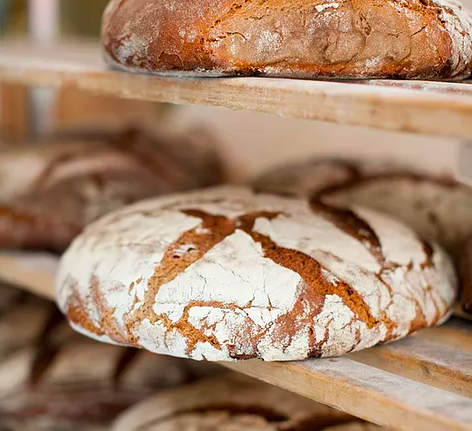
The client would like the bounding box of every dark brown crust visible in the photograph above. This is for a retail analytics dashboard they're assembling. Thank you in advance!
[102,0,472,79]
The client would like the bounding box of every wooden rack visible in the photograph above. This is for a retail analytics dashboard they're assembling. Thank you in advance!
[2,41,472,138]
[1,40,472,431]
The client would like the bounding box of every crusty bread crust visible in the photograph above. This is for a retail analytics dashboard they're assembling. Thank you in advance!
[102,0,472,79]
[253,158,472,318]
[252,157,472,250]
[56,186,457,361]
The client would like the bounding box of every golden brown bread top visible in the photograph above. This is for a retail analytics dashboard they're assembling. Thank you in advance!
[102,0,472,79]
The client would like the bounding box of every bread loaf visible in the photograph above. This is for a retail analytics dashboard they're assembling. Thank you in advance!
[56,186,456,361]
[0,283,221,431]
[0,126,226,252]
[102,0,472,79]
[112,374,358,431]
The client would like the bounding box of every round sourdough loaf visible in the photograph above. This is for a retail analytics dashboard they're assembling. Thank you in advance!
[55,186,456,361]
[101,0,472,79]
[112,374,356,431]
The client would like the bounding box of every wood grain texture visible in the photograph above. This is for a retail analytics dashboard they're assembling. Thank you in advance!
[0,250,471,430]
[350,335,472,397]
[2,42,472,138]
[222,358,472,431]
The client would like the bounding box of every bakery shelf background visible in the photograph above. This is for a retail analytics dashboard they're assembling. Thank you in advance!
[1,3,472,431]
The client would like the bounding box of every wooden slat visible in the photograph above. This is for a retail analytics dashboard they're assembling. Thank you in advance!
[1,42,472,138]
[350,335,472,398]
[223,358,472,431]
[0,251,57,300]
[418,318,472,353]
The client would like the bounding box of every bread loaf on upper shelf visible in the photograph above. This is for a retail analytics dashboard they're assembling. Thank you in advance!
[0,126,226,252]
[102,0,472,79]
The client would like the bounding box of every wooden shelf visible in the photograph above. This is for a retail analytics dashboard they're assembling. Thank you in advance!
[1,250,471,431]
[0,250,57,299]
[2,41,472,138]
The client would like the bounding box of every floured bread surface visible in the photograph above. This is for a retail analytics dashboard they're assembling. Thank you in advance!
[56,186,456,361]
[102,0,472,79]
[112,374,356,431]
[253,158,472,250]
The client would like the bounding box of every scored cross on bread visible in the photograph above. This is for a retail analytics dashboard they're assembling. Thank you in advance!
[253,157,472,317]
[55,186,456,361]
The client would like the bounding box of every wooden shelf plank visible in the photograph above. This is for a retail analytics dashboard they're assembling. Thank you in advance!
[350,335,472,398]
[0,250,57,299]
[223,358,472,431]
[1,41,472,138]
[0,250,471,431]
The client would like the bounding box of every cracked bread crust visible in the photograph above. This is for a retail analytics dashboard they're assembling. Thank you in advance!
[112,374,356,431]
[102,0,472,79]
[253,159,472,318]
[252,158,472,250]
[55,186,457,361]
